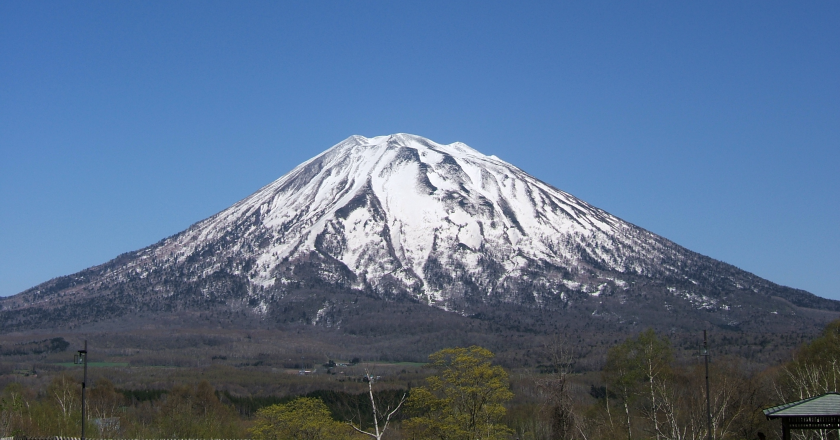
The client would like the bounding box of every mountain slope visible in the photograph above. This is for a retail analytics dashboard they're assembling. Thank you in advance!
[1,134,836,333]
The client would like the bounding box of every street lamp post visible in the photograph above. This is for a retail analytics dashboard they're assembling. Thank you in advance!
[74,340,88,440]
[701,331,711,440]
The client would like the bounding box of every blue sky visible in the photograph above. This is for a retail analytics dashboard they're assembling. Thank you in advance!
[1,2,838,299]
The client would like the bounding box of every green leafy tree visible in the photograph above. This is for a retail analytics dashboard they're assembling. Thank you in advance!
[782,319,840,399]
[405,346,514,440]
[603,329,672,440]
[604,338,643,440]
[0,383,32,437]
[251,397,357,440]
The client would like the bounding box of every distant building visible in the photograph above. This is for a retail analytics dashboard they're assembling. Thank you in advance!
[93,417,120,432]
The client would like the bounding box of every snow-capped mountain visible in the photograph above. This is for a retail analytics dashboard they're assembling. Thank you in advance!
[1,134,836,331]
[162,133,651,306]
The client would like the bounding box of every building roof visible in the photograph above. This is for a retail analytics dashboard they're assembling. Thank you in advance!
[764,393,840,418]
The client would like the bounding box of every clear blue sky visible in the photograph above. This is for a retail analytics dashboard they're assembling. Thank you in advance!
[1,2,838,299]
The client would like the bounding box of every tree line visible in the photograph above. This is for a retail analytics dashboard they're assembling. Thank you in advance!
[4,320,840,439]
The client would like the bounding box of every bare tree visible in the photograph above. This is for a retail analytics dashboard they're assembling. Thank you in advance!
[348,369,406,440]
[48,374,79,420]
[0,384,28,437]
[537,333,581,440]
[781,359,840,400]
[652,375,689,440]
[655,360,751,440]
[778,360,840,440]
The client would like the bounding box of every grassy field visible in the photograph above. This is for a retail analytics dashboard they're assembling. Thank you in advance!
[368,361,426,368]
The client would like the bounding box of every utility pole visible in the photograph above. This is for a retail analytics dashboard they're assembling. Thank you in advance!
[75,340,88,440]
[703,330,711,440]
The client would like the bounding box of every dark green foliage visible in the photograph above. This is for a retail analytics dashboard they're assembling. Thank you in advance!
[0,337,69,356]
[221,388,409,424]
[119,388,168,404]
[220,392,288,417]
[308,389,409,428]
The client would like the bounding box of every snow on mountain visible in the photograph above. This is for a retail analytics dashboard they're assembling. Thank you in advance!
[3,134,837,330]
[143,134,664,306]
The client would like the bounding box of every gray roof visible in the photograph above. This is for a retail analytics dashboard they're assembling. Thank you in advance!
[764,393,840,418]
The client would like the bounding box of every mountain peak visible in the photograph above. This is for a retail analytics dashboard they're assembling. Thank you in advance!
[337,134,486,160]
[176,134,628,300]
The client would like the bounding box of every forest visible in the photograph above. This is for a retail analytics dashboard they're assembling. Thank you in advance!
[2,320,840,440]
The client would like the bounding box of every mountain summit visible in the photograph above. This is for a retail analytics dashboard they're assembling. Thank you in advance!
[2,134,836,332]
[173,133,642,306]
